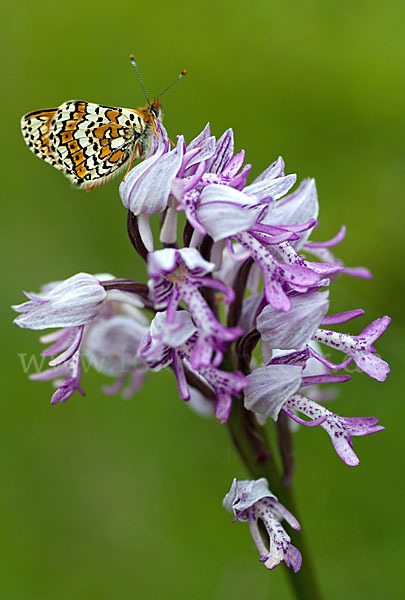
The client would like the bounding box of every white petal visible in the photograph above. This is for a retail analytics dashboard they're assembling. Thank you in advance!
[198,185,263,241]
[14,273,107,330]
[269,178,318,249]
[257,291,329,350]
[245,364,303,420]
[244,174,297,201]
[223,478,276,516]
[177,247,216,273]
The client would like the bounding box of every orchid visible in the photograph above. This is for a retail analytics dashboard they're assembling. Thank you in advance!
[13,121,391,597]
[223,478,302,572]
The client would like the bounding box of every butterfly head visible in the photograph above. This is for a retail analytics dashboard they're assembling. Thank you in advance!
[137,98,163,130]
[148,98,162,120]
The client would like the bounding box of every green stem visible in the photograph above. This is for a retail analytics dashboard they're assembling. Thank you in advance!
[227,402,323,600]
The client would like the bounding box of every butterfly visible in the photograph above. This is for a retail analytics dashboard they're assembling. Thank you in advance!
[21,57,186,191]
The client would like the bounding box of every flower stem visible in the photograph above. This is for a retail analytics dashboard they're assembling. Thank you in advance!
[227,401,323,600]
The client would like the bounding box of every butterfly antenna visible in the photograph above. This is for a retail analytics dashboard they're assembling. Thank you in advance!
[129,55,150,103]
[155,69,187,100]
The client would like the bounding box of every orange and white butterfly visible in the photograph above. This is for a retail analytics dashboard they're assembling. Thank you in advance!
[21,57,186,190]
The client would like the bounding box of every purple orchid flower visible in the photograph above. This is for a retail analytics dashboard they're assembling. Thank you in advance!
[147,247,243,369]
[139,311,248,423]
[223,478,302,572]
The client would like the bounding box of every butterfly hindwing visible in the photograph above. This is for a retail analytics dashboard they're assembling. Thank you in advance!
[49,101,150,188]
[21,108,61,169]
[21,101,152,189]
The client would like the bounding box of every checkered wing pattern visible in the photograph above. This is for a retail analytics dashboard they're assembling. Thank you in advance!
[21,101,151,189]
[21,108,60,168]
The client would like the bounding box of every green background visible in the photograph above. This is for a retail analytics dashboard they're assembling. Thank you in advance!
[1,1,404,598]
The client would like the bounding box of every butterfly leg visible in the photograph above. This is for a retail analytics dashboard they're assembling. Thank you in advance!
[122,140,142,181]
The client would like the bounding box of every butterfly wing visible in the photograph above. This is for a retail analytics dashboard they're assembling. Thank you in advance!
[22,101,151,189]
[21,108,62,169]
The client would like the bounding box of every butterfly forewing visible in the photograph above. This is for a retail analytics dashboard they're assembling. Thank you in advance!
[21,100,152,189]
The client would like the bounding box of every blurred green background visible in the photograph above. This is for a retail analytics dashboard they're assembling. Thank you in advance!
[1,0,404,598]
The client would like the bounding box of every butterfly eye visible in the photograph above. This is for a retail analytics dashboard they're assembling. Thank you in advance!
[150,105,159,118]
